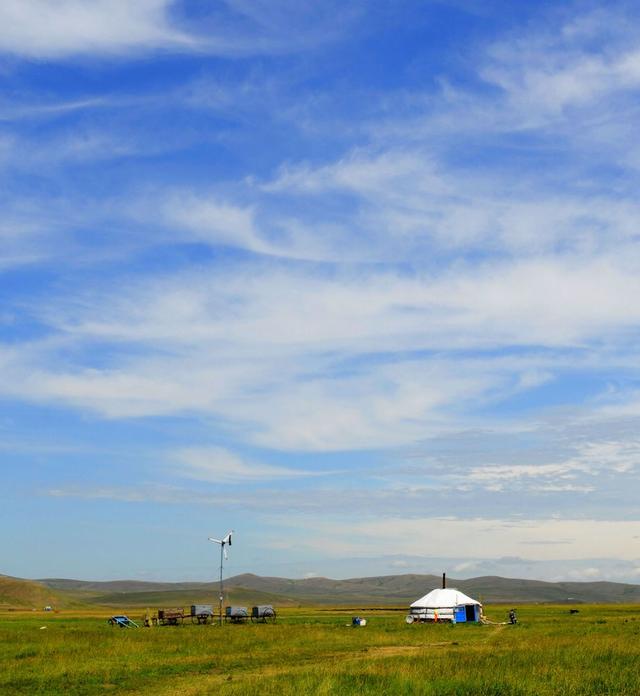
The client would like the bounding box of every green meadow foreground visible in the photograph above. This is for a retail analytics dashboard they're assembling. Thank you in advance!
[2,605,640,695]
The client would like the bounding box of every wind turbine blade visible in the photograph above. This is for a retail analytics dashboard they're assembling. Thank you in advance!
[208,537,222,544]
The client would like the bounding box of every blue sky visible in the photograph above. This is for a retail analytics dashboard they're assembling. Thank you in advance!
[2,0,640,584]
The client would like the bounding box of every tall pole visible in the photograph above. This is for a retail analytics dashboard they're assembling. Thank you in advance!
[219,542,224,626]
[208,532,232,625]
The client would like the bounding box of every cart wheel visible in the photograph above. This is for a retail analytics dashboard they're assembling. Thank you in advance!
[108,618,114,626]
[263,609,276,624]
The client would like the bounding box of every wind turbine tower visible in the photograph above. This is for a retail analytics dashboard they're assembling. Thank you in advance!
[208,531,233,625]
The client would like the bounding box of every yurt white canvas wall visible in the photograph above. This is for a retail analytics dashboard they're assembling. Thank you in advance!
[407,588,481,623]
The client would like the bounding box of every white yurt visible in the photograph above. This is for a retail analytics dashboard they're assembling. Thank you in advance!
[406,578,482,624]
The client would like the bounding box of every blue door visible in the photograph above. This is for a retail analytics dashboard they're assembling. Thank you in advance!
[464,604,477,622]
[454,606,466,622]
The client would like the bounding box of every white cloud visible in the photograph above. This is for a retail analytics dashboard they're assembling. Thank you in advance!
[3,244,640,450]
[173,446,313,482]
[265,150,441,197]
[389,559,408,568]
[0,346,497,449]
[160,194,265,253]
[46,485,175,503]
[0,96,110,122]
[38,252,640,353]
[565,566,602,580]
[0,131,156,188]
[266,146,640,259]
[453,560,480,573]
[399,428,640,497]
[467,438,640,487]
[0,0,193,59]
[482,14,640,120]
[290,517,640,561]
[0,0,362,60]
[236,366,491,451]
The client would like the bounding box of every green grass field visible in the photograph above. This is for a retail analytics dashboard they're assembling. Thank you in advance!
[2,605,640,695]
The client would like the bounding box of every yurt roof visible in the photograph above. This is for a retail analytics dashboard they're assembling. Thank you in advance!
[410,588,481,608]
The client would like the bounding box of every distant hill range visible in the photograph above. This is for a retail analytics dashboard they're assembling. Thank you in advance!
[2,572,640,609]
[0,574,82,610]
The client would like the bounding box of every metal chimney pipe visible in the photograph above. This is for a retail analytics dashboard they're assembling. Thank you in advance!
[442,572,446,589]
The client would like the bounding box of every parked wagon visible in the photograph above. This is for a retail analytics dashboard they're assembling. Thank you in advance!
[157,608,184,626]
[251,605,276,624]
[191,604,214,624]
[147,603,277,627]
[225,606,249,623]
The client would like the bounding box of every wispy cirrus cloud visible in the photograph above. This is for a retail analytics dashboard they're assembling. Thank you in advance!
[173,446,317,482]
[279,516,640,561]
[264,149,640,258]
[464,438,640,493]
[3,244,640,451]
[0,0,194,59]
[481,7,640,121]
[0,0,363,60]
[0,96,110,122]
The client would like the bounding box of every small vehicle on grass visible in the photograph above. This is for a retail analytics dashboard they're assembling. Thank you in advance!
[251,605,277,624]
[151,605,215,626]
[157,608,185,626]
[108,615,139,628]
[225,606,249,623]
[224,605,277,624]
[190,604,214,624]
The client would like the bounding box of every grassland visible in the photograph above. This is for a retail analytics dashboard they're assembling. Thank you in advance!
[2,604,640,695]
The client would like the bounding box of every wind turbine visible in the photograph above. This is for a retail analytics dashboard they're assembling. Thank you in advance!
[208,531,233,625]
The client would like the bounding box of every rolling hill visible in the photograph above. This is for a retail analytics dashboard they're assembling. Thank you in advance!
[29,572,640,607]
[83,587,298,607]
[219,573,640,604]
[0,574,75,609]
